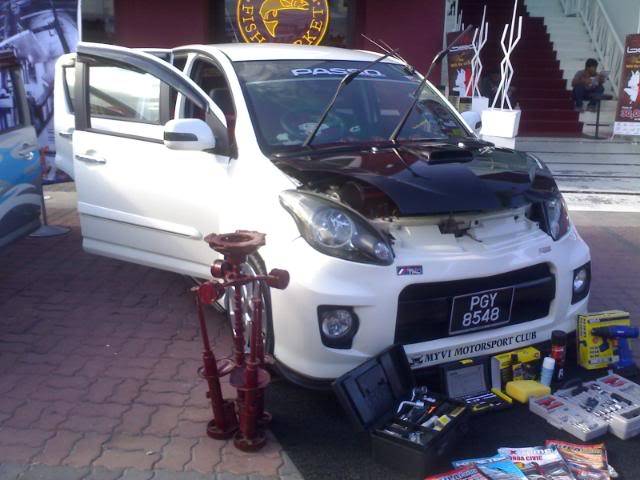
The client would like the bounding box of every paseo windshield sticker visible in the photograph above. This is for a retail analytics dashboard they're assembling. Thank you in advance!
[291,68,386,78]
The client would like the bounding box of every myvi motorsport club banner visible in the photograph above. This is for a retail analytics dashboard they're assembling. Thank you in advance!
[614,34,640,136]
[446,30,474,98]
[0,0,79,183]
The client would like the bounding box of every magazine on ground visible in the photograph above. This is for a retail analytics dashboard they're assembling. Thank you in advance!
[452,453,528,479]
[545,441,611,480]
[425,465,490,480]
[498,447,576,480]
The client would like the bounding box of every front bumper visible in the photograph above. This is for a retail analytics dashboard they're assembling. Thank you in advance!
[268,225,590,381]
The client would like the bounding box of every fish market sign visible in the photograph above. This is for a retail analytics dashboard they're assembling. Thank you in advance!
[236,0,329,45]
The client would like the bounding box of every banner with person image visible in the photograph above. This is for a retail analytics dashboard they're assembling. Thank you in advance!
[0,0,79,183]
[614,34,640,136]
[446,30,474,98]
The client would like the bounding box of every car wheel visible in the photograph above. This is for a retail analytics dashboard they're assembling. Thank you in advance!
[223,253,275,355]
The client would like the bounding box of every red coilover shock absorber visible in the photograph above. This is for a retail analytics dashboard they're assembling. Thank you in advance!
[196,230,289,451]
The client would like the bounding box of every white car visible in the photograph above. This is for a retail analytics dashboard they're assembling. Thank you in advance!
[54,42,591,387]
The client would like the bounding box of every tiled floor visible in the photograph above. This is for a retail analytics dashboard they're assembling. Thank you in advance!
[0,186,302,480]
[517,137,640,213]
[571,211,640,362]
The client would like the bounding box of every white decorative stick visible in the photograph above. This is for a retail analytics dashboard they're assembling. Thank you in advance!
[491,0,523,110]
[491,25,509,109]
[502,15,522,109]
[470,4,488,98]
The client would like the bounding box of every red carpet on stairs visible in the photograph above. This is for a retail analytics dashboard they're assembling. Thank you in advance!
[459,0,583,136]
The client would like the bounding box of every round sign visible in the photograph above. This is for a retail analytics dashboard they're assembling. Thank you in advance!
[236,0,330,45]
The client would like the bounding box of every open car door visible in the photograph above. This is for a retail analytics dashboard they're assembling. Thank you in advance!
[54,53,76,178]
[0,51,41,248]
[72,42,231,278]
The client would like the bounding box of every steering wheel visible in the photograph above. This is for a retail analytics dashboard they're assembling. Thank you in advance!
[279,108,346,142]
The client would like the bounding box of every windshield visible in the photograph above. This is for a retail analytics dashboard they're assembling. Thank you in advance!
[233,60,471,152]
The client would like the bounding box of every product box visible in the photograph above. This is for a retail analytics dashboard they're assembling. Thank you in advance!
[530,394,609,441]
[578,310,630,370]
[333,345,470,477]
[598,373,640,403]
[490,346,541,391]
[532,379,640,441]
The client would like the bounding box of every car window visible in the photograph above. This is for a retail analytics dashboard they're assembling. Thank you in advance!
[233,60,471,152]
[0,66,25,132]
[189,59,234,118]
[88,63,161,124]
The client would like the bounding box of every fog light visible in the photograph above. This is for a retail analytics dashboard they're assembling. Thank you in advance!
[318,307,359,349]
[572,262,591,304]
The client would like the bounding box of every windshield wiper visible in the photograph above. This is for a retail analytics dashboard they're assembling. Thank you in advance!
[302,49,399,148]
[361,35,417,77]
[389,26,473,143]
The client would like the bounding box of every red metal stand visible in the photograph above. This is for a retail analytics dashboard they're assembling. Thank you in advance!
[194,230,289,451]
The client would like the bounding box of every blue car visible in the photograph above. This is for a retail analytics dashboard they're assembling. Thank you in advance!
[0,52,41,249]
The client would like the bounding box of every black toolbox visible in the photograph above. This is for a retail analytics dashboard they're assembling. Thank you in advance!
[332,345,471,477]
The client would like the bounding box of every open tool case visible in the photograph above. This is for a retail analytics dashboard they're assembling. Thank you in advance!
[440,357,511,414]
[333,345,470,477]
[530,375,640,441]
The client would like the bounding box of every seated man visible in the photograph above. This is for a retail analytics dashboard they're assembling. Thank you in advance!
[572,58,605,112]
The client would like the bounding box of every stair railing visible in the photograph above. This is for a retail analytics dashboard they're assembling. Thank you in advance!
[560,0,624,95]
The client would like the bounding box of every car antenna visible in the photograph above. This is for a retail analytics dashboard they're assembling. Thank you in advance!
[389,25,473,142]
[302,48,399,148]
[360,34,415,75]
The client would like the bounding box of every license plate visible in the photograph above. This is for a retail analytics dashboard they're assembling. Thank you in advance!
[449,287,514,335]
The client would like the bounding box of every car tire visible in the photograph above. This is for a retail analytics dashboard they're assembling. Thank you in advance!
[223,253,275,356]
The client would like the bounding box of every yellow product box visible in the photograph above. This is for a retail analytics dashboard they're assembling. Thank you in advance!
[578,310,631,370]
[491,346,541,391]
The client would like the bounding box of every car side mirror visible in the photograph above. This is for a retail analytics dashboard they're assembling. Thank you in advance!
[163,118,216,151]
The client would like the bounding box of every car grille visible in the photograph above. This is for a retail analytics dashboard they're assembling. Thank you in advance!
[395,263,555,345]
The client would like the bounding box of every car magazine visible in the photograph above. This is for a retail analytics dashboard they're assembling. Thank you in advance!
[498,447,576,480]
[545,441,610,480]
[453,453,528,480]
[425,465,490,480]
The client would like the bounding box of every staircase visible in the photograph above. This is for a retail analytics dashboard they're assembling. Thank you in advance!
[524,0,618,137]
[459,0,583,136]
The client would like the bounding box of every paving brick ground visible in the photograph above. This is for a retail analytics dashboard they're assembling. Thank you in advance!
[571,211,640,362]
[1,186,639,480]
[0,186,302,480]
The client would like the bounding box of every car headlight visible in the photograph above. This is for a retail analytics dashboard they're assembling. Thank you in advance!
[543,195,570,241]
[279,190,394,265]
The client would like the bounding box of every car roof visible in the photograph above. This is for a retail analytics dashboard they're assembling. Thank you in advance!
[176,43,403,63]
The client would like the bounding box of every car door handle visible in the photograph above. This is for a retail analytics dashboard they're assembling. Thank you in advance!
[58,129,74,139]
[75,154,107,165]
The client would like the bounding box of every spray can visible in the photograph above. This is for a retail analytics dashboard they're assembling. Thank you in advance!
[550,330,567,381]
[540,357,556,387]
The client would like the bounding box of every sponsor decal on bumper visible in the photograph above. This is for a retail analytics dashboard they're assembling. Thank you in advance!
[397,265,423,276]
[407,331,538,368]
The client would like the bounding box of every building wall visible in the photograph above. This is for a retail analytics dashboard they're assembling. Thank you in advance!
[600,0,639,42]
[111,0,446,81]
[353,0,445,83]
[114,0,210,47]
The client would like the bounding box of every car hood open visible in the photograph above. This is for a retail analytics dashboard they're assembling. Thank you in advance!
[272,142,559,216]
